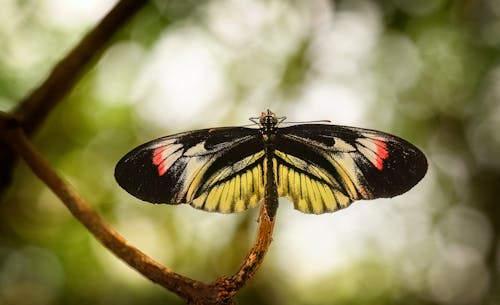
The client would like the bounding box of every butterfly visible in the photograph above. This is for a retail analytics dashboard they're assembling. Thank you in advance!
[115,110,427,216]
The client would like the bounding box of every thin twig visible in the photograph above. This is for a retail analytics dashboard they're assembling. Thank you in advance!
[221,205,275,291]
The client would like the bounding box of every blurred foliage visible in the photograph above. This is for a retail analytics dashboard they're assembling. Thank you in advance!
[1,0,500,304]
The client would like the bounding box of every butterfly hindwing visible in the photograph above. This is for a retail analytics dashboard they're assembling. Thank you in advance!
[114,127,266,213]
[274,124,427,214]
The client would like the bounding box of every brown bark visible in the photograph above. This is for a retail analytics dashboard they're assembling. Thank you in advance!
[0,0,148,195]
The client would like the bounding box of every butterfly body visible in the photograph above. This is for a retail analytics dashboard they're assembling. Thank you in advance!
[115,110,427,215]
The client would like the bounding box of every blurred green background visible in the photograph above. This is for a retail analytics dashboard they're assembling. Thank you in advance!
[1,0,500,304]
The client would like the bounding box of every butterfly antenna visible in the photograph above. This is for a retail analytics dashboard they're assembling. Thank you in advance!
[281,119,331,125]
[276,116,287,127]
[241,122,259,127]
[248,117,260,126]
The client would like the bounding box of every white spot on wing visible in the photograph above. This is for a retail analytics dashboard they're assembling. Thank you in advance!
[357,145,378,165]
[184,142,206,156]
[356,137,378,153]
[154,143,183,160]
[181,155,214,201]
[162,149,183,168]
[334,138,356,152]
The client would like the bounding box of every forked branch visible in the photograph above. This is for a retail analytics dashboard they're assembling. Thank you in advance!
[209,205,275,303]
[0,118,276,305]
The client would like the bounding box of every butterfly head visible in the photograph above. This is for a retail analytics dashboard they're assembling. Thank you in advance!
[259,109,282,134]
[248,110,286,134]
[260,109,277,128]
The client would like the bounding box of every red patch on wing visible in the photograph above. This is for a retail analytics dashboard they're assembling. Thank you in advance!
[152,146,169,176]
[374,139,389,170]
[152,147,167,165]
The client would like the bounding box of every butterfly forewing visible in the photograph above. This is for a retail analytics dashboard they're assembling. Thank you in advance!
[274,124,427,214]
[114,127,266,213]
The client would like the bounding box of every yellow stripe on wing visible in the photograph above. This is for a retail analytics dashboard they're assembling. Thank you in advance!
[275,152,355,214]
[190,155,265,213]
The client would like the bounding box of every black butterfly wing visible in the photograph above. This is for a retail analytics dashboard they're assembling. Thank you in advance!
[274,124,427,214]
[115,127,266,213]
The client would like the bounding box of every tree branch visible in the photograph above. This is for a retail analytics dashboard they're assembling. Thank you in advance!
[0,118,203,300]
[0,0,148,196]
[1,115,277,304]
[15,0,148,135]
[219,205,275,291]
